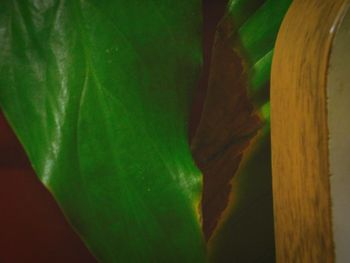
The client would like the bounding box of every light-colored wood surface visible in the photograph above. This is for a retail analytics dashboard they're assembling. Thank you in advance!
[271,0,349,262]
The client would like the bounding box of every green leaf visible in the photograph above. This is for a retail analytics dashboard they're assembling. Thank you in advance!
[0,1,206,262]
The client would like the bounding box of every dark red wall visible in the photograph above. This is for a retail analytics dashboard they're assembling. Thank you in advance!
[0,112,98,263]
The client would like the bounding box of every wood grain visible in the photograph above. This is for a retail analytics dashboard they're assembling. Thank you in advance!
[271,0,349,262]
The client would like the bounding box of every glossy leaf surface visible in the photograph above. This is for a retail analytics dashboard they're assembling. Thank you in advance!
[0,1,206,262]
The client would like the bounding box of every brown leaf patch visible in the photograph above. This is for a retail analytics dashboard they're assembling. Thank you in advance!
[191,16,262,240]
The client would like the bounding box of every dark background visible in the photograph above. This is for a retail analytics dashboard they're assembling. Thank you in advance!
[0,0,227,262]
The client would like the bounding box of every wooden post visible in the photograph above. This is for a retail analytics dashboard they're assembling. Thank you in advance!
[271,0,349,262]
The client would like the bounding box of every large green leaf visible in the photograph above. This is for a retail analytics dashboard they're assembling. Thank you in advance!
[0,1,206,262]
